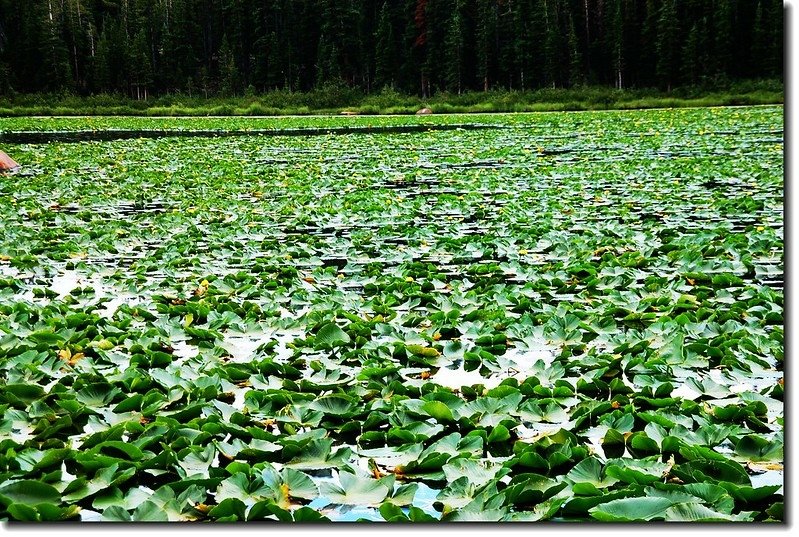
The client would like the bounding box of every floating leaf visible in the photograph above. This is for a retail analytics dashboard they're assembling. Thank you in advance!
[590,496,674,522]
[664,503,755,522]
[320,472,391,506]
[0,480,61,506]
[420,400,454,422]
[308,394,357,416]
[567,457,618,492]
[314,323,351,348]
[734,434,783,462]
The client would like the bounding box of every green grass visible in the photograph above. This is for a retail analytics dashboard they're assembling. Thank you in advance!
[0,79,783,117]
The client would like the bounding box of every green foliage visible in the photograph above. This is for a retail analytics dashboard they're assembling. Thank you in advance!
[0,0,783,98]
[0,106,783,522]
[0,80,783,118]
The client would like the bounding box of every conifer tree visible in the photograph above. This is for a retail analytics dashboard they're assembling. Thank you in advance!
[475,0,497,91]
[0,0,785,97]
[218,35,240,96]
[374,1,397,89]
[444,2,466,94]
[567,13,584,87]
[606,0,624,88]
[655,0,679,91]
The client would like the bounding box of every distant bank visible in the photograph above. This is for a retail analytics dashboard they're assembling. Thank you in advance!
[0,80,782,118]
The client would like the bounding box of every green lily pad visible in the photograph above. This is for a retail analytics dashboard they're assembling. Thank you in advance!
[314,323,351,348]
[319,472,391,506]
[0,480,61,506]
[590,496,674,521]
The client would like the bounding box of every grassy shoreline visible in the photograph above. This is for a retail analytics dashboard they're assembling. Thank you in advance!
[0,80,782,117]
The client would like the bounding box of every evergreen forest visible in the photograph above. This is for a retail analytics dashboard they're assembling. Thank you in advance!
[0,0,784,99]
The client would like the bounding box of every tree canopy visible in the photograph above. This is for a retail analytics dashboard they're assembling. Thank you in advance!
[0,0,783,98]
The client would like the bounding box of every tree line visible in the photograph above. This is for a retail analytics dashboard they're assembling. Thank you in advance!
[0,0,783,98]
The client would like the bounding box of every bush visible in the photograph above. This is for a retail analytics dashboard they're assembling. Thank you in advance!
[306,82,363,109]
[0,79,783,117]
[241,103,281,116]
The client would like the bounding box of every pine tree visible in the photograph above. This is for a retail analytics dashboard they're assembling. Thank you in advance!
[40,0,73,91]
[655,0,679,91]
[413,0,429,96]
[92,26,112,92]
[543,0,561,88]
[316,34,341,85]
[128,30,152,99]
[769,0,783,77]
[495,0,516,89]
[567,14,583,87]
[476,0,497,91]
[512,0,530,90]
[265,31,283,90]
[520,0,548,89]
[444,2,466,94]
[606,0,624,88]
[713,0,732,79]
[682,22,701,85]
[755,0,783,78]
[374,2,397,89]
[219,35,240,96]
[639,0,659,86]
[0,0,784,97]
[751,1,768,77]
